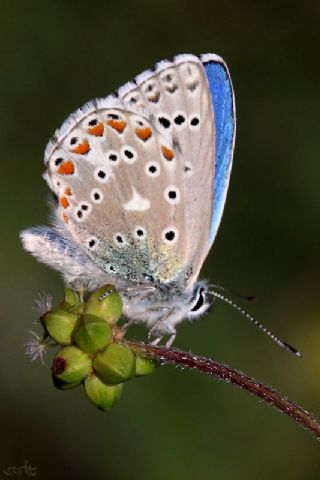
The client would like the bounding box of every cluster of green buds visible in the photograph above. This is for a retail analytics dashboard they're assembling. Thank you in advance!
[33,285,157,411]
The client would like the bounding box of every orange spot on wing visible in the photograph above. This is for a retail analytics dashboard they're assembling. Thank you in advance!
[161,146,174,161]
[107,119,127,133]
[64,187,72,196]
[72,139,90,155]
[62,213,69,223]
[88,123,104,136]
[60,196,69,209]
[136,127,152,141]
[57,160,74,175]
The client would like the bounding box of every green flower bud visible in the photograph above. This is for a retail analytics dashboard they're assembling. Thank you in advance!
[60,287,79,309]
[52,346,91,387]
[84,374,123,411]
[85,285,123,325]
[93,343,135,385]
[74,314,113,354]
[43,309,79,345]
[135,356,157,376]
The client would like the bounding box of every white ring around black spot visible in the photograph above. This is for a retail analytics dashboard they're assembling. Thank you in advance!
[107,264,117,274]
[94,166,109,183]
[74,204,89,223]
[54,157,63,166]
[75,209,84,222]
[69,136,79,146]
[107,112,121,120]
[91,188,103,204]
[144,82,155,93]
[133,115,145,127]
[74,201,92,222]
[164,185,180,205]
[145,161,160,178]
[113,232,127,247]
[172,110,186,130]
[129,95,139,104]
[157,114,171,130]
[80,201,91,212]
[160,70,176,83]
[189,115,201,129]
[107,149,120,164]
[120,145,138,164]
[87,236,98,250]
[162,227,179,244]
[133,226,147,240]
[88,117,98,127]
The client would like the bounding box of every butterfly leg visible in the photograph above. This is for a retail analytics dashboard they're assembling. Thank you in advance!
[147,308,173,339]
[149,328,176,347]
[147,308,176,345]
[147,319,162,340]
[121,285,156,296]
[120,285,156,303]
[165,331,176,348]
[150,336,162,346]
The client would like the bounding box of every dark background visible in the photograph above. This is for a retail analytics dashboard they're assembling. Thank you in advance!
[1,1,320,478]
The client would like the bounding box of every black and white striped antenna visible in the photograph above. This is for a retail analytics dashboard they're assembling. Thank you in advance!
[209,287,301,357]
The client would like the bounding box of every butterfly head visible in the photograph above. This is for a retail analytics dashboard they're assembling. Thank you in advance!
[187,281,215,320]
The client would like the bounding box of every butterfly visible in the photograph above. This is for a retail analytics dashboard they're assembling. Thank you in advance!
[20,53,235,346]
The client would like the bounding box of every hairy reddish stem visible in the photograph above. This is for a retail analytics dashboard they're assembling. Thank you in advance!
[128,341,320,440]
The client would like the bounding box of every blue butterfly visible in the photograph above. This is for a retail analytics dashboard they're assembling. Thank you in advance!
[20,53,250,346]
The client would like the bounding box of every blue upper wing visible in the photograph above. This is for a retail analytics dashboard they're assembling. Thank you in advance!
[202,55,235,248]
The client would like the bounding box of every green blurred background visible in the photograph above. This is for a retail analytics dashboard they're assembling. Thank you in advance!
[1,0,320,478]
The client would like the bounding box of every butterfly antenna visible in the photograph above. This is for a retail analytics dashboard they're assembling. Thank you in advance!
[209,289,302,357]
[210,283,256,303]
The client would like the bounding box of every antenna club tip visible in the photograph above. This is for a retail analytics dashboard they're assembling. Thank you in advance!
[246,296,257,303]
[281,340,302,358]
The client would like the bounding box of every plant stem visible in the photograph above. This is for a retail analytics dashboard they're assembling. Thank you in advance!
[128,341,320,440]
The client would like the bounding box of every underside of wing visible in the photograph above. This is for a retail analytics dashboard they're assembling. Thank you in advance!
[44,53,235,290]
[117,54,235,284]
[44,100,188,286]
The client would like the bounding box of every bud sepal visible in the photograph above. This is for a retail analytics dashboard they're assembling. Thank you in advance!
[84,374,123,411]
[93,343,136,385]
[135,355,158,376]
[85,285,123,326]
[59,287,79,310]
[74,314,113,354]
[43,309,79,345]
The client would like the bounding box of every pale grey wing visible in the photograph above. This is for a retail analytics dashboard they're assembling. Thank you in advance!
[20,225,111,290]
[44,98,188,286]
[117,54,215,285]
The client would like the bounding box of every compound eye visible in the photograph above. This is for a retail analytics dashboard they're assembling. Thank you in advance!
[190,288,205,312]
